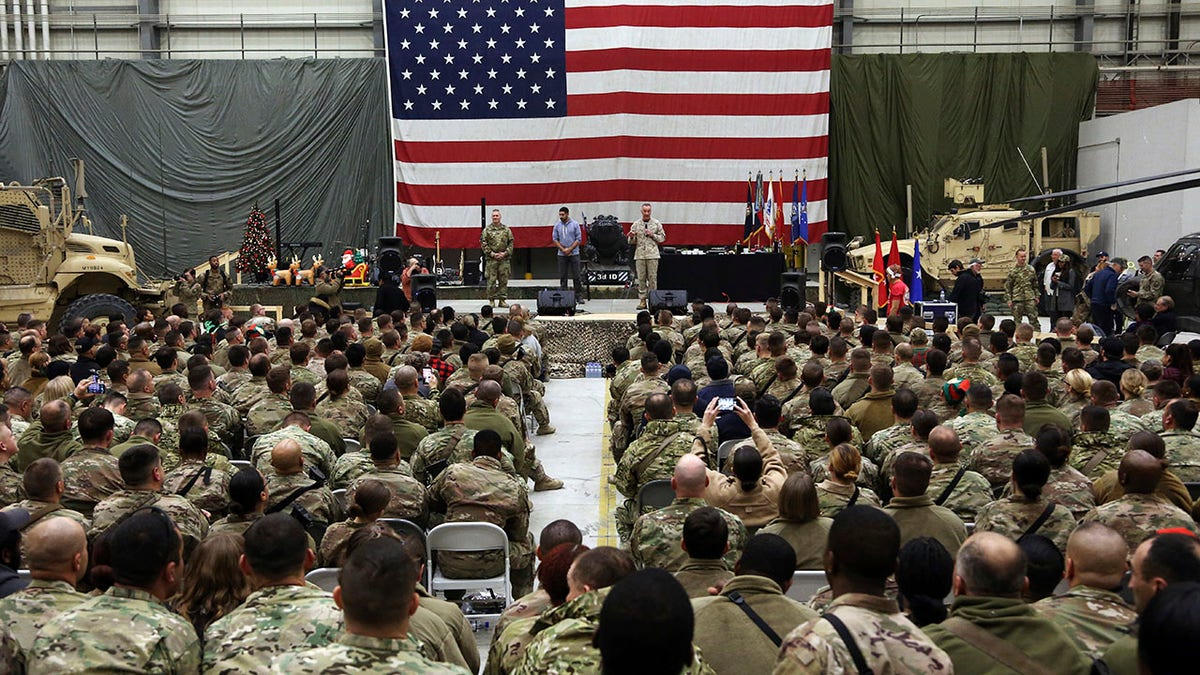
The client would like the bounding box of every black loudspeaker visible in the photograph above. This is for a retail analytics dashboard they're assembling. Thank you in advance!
[538,289,576,316]
[649,289,688,315]
[462,256,483,286]
[377,236,405,279]
[821,232,848,272]
[780,272,804,312]
[411,273,438,310]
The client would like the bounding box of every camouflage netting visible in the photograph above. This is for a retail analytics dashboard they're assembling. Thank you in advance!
[542,318,634,379]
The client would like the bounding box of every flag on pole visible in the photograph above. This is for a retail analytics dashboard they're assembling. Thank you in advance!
[754,171,765,235]
[774,174,785,245]
[911,237,924,304]
[873,230,886,308]
[743,176,754,240]
[888,229,900,269]
[763,173,777,242]
[791,173,808,245]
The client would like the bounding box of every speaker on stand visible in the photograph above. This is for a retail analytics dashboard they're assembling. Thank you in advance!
[649,290,688,315]
[779,272,805,312]
[411,273,438,310]
[820,232,848,306]
[377,236,405,284]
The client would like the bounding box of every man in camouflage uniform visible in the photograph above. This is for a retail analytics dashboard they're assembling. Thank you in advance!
[776,506,951,674]
[215,344,253,401]
[3,387,34,439]
[152,384,190,457]
[831,349,872,410]
[967,394,1034,493]
[371,388,430,462]
[0,517,90,673]
[517,548,636,674]
[14,400,82,472]
[203,514,343,674]
[2,458,92,532]
[1032,522,1139,660]
[288,343,322,387]
[271,533,472,675]
[90,443,209,553]
[946,384,999,453]
[1008,323,1040,372]
[861,388,918,464]
[891,343,924,390]
[230,355,272,416]
[482,208,514,306]
[59,407,123,518]
[946,339,1000,386]
[264,440,342,529]
[316,369,370,440]
[196,255,233,312]
[186,365,242,452]
[779,362,831,436]
[346,434,428,526]
[1071,405,1124,479]
[614,353,670,461]
[613,393,702,541]
[1090,380,1148,444]
[1005,248,1041,326]
[463,381,527,476]
[394,365,442,432]
[923,533,1094,675]
[251,411,338,479]
[410,388,482,485]
[497,334,555,434]
[428,429,535,596]
[1081,449,1198,551]
[0,426,22,508]
[925,426,993,521]
[1128,254,1165,307]
[162,427,231,518]
[1161,398,1200,482]
[344,343,382,406]
[29,510,200,674]
[150,347,188,396]
[246,365,295,437]
[629,454,747,571]
[753,395,807,475]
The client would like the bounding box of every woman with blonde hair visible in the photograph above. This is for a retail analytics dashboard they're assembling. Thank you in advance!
[1118,369,1154,417]
[759,472,833,569]
[319,478,390,567]
[815,443,880,517]
[1059,369,1094,421]
[171,533,252,640]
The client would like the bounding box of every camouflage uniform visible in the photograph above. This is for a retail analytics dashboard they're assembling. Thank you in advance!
[316,395,371,440]
[330,451,414,491]
[187,396,243,450]
[251,426,337,478]
[926,462,993,521]
[203,584,344,675]
[1042,465,1097,520]
[810,453,879,491]
[71,414,134,446]
[629,497,748,571]
[1162,429,1200,483]
[347,368,382,406]
[862,422,912,464]
[59,447,123,517]
[0,578,88,673]
[264,472,342,526]
[1070,431,1124,479]
[229,376,270,417]
[208,511,265,538]
[216,369,253,401]
[775,593,952,675]
[915,376,958,422]
[1,500,90,531]
[163,460,232,517]
[289,366,322,387]
[816,480,881,518]
[346,465,428,526]
[429,455,534,596]
[944,411,998,454]
[482,221,514,302]
[1106,408,1149,445]
[765,376,802,403]
[410,424,486,485]
[830,373,870,410]
[517,589,616,674]
[1081,493,1199,551]
[967,427,1034,491]
[274,633,471,674]
[974,495,1077,552]
[246,392,295,437]
[946,362,1000,386]
[403,393,443,432]
[1033,585,1138,660]
[791,416,862,464]
[1136,344,1165,363]
[891,363,923,391]
[0,465,21,508]
[485,614,539,675]
[762,428,809,475]
[14,421,82,472]
[28,586,200,675]
[90,489,210,551]
[612,417,699,540]
[1140,408,1166,434]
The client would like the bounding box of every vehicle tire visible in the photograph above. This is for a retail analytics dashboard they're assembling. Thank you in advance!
[60,293,136,332]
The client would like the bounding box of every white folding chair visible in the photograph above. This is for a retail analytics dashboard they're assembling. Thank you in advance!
[636,479,676,513]
[230,459,254,472]
[786,570,829,603]
[716,439,742,473]
[425,522,510,621]
[332,489,348,512]
[342,438,362,454]
[305,567,340,592]
[380,518,426,549]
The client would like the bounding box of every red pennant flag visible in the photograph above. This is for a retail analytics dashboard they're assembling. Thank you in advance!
[873,231,886,308]
[888,230,900,269]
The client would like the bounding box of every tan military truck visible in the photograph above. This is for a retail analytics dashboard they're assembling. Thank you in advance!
[847,179,1101,299]
[0,163,164,329]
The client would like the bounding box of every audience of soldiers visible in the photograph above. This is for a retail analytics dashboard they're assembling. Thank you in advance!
[0,289,1196,673]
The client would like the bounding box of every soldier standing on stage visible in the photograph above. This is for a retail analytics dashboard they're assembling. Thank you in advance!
[1004,248,1040,328]
[197,256,233,313]
[628,203,665,310]
[482,209,514,308]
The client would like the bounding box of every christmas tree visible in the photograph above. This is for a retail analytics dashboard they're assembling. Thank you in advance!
[236,205,273,283]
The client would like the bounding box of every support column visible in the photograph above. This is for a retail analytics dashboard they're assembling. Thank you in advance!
[1074,0,1094,53]
[373,0,385,57]
[137,0,160,59]
[837,0,854,54]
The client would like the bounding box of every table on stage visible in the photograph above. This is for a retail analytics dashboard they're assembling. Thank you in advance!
[656,252,786,302]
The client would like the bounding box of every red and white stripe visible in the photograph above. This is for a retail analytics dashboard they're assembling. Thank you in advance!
[392,0,832,249]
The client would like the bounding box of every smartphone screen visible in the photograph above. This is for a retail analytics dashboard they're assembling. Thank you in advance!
[717,397,736,411]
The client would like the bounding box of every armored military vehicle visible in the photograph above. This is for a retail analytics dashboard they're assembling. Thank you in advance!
[0,160,163,328]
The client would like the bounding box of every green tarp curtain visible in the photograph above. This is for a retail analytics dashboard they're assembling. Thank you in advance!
[829,52,1098,240]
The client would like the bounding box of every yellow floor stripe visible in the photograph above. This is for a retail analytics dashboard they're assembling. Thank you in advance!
[597,386,619,548]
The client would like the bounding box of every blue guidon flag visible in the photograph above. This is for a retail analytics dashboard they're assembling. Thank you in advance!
[384,0,833,249]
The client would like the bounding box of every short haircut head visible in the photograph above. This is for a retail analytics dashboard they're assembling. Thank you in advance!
[595,569,695,675]
[22,457,63,500]
[107,508,182,587]
[893,452,933,497]
[539,519,583,553]
[244,513,309,580]
[117,444,160,486]
[339,533,420,628]
[736,533,797,589]
[682,507,728,560]
[828,505,901,581]
[956,532,1027,597]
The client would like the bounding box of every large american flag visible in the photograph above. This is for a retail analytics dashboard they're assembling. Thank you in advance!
[385,0,831,249]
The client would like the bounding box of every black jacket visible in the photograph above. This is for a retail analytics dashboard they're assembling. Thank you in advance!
[373,283,408,317]
[69,355,101,385]
[949,270,986,319]
[0,564,27,599]
[1087,358,1134,388]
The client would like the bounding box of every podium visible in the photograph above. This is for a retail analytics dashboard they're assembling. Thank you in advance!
[921,302,958,323]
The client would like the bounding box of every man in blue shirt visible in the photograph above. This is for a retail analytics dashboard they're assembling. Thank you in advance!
[1084,253,1119,336]
[552,206,584,300]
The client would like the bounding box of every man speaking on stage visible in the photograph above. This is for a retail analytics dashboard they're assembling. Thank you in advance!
[629,203,666,310]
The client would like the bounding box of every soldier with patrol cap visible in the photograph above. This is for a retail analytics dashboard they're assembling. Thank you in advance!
[481,209,514,308]
[1004,248,1041,328]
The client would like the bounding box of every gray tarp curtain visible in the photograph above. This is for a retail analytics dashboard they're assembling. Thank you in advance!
[0,59,392,278]
[829,53,1098,239]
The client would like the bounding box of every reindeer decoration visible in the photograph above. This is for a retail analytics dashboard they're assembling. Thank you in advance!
[272,256,301,286]
[296,255,323,286]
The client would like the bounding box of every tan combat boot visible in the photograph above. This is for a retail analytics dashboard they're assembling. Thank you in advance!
[532,462,564,491]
